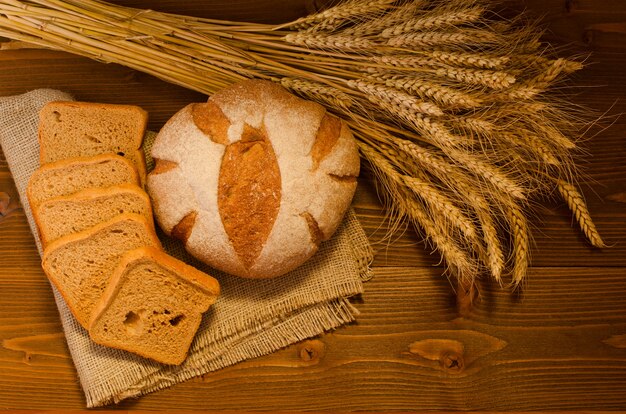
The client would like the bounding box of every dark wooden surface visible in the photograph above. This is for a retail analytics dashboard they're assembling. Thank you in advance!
[1,0,626,410]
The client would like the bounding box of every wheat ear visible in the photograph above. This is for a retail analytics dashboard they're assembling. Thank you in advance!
[276,0,394,30]
[507,207,530,287]
[366,73,482,109]
[557,180,606,248]
[381,6,484,37]
[348,79,444,117]
[367,143,477,240]
[280,77,353,109]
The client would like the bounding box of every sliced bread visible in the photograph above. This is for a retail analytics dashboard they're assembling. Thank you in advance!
[34,183,154,247]
[27,154,139,209]
[42,213,162,328]
[89,246,220,365]
[38,101,148,184]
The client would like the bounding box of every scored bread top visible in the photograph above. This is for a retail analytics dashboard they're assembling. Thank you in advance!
[148,80,360,278]
[38,101,148,185]
[27,153,139,209]
[41,213,163,328]
[33,183,154,247]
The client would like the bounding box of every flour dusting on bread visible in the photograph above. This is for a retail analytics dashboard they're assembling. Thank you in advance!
[148,80,360,278]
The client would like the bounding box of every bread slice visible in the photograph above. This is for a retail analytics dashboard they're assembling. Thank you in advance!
[89,246,220,365]
[34,183,154,247]
[38,101,148,184]
[42,213,162,328]
[27,154,139,209]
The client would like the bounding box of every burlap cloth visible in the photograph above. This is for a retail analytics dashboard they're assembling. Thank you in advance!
[0,89,373,408]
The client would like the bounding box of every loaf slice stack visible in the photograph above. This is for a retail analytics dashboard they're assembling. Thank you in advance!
[34,183,154,247]
[89,246,220,365]
[42,214,162,328]
[38,101,149,185]
[28,100,220,365]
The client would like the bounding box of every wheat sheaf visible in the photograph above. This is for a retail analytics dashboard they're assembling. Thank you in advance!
[0,0,604,290]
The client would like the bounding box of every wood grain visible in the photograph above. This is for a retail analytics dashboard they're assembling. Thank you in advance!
[1,0,625,410]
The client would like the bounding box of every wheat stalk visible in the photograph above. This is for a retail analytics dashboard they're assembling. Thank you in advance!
[0,0,604,290]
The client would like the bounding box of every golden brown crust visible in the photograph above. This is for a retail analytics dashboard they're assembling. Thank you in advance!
[191,102,230,145]
[217,123,281,270]
[151,158,179,175]
[301,212,325,246]
[42,213,162,264]
[41,213,162,328]
[171,211,197,244]
[26,153,140,210]
[88,246,220,365]
[33,183,154,248]
[38,100,148,164]
[310,113,343,170]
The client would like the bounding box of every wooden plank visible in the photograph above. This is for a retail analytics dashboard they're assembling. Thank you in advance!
[2,267,626,410]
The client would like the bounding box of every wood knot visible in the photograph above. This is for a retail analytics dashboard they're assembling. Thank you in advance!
[407,331,506,374]
[0,191,21,219]
[297,339,325,365]
[440,351,464,373]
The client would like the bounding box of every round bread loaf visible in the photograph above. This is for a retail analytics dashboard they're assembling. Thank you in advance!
[147,80,360,278]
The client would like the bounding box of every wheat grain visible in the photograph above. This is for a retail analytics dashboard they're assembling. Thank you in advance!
[280,77,353,109]
[368,96,465,147]
[365,142,474,236]
[500,58,573,100]
[557,179,606,248]
[381,6,484,37]
[400,189,478,278]
[447,147,526,200]
[367,72,482,108]
[342,1,427,36]
[281,0,394,31]
[431,50,510,69]
[435,67,516,90]
[501,132,560,166]
[348,79,444,116]
[373,54,442,69]
[404,176,477,239]
[477,209,505,281]
[507,207,530,286]
[387,28,498,47]
[284,32,374,50]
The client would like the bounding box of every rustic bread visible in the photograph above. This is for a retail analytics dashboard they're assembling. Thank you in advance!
[41,213,162,328]
[27,154,139,209]
[148,80,360,279]
[38,101,148,185]
[33,183,153,247]
[89,246,220,365]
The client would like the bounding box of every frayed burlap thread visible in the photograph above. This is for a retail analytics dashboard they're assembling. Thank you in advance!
[0,89,373,407]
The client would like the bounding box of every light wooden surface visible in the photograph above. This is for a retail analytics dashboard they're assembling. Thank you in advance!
[1,0,626,410]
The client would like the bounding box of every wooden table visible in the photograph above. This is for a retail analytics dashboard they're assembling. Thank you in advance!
[1,0,625,410]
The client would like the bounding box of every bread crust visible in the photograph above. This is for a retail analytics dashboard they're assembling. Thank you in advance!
[33,183,154,247]
[148,80,359,279]
[41,213,163,328]
[88,246,220,365]
[38,101,148,185]
[27,153,140,209]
